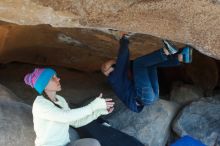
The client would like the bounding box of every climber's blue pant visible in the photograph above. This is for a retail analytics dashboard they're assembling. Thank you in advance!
[108,37,181,112]
[133,49,180,105]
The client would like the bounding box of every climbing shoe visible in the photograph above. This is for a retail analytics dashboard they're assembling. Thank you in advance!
[162,39,178,55]
[180,46,193,63]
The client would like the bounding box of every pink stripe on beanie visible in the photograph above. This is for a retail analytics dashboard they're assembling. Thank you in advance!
[24,68,44,88]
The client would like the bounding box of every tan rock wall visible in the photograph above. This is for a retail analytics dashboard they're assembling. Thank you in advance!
[0,0,219,59]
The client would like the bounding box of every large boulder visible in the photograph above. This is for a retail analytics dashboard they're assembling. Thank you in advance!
[0,0,219,60]
[0,83,20,102]
[0,101,35,146]
[107,99,180,146]
[172,98,220,146]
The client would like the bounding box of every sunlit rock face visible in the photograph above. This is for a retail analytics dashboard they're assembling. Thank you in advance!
[0,0,219,60]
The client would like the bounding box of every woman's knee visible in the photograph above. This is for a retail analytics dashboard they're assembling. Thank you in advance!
[73,138,101,146]
[89,139,101,146]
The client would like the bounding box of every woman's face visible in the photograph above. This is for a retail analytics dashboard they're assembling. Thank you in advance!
[45,75,61,92]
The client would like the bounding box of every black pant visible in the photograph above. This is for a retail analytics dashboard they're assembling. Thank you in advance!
[77,120,144,146]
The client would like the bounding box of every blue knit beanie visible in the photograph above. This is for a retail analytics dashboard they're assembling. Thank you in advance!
[24,68,56,94]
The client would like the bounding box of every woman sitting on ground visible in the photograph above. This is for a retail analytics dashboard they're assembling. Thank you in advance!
[24,68,114,146]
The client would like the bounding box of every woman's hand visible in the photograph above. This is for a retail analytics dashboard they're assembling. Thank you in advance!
[107,107,114,113]
[105,98,115,113]
[97,93,115,113]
